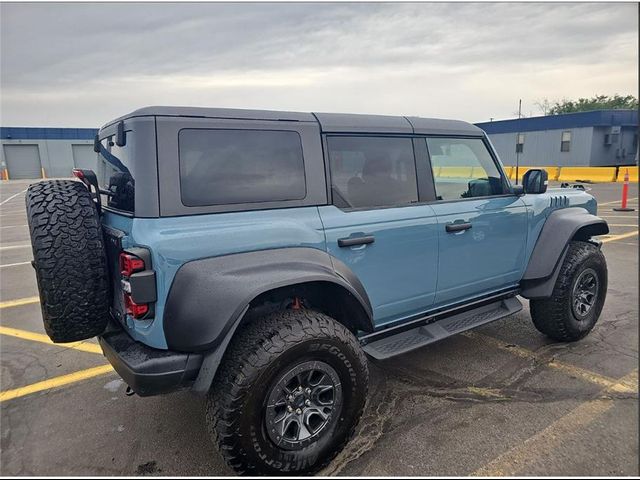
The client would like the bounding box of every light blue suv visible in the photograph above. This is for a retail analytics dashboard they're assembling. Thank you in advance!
[26,107,609,475]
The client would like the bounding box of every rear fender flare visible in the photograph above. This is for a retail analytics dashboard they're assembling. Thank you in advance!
[163,247,373,352]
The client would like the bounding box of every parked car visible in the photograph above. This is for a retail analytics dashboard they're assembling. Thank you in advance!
[25,107,609,475]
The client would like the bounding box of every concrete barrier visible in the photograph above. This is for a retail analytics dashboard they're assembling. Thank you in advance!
[616,166,638,183]
[439,166,473,178]
[509,166,560,181]
[503,166,513,179]
[439,164,630,183]
[557,167,617,183]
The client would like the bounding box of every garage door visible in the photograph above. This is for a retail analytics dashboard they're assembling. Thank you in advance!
[4,144,42,179]
[72,144,98,171]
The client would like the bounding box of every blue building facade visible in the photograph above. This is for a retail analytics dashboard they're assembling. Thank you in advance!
[1,127,98,179]
[476,109,638,167]
[1,110,638,179]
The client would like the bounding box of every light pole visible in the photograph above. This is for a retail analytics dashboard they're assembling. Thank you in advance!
[515,99,522,185]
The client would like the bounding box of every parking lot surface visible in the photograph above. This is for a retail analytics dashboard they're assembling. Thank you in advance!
[1,179,638,476]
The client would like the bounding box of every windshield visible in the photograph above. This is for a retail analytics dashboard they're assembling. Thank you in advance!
[97,136,135,213]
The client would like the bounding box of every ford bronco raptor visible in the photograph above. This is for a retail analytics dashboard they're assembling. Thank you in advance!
[25,107,609,475]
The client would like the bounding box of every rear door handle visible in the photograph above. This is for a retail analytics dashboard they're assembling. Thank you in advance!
[445,222,472,233]
[338,235,375,247]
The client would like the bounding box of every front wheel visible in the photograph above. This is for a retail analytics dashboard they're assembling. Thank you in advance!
[530,240,607,342]
[206,309,368,475]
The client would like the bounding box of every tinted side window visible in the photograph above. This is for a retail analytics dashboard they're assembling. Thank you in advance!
[327,136,418,209]
[179,129,306,207]
[427,138,505,201]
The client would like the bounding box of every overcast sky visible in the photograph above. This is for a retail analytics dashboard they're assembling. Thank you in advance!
[1,2,638,127]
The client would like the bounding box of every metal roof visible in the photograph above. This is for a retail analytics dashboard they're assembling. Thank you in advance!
[102,106,316,128]
[406,116,484,136]
[476,109,638,135]
[104,106,482,136]
[313,112,413,133]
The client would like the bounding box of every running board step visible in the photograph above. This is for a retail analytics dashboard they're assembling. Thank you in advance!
[362,297,523,360]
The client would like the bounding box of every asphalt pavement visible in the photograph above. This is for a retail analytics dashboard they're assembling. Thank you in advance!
[0,179,637,476]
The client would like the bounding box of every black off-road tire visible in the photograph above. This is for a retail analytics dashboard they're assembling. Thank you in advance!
[530,240,607,342]
[206,309,368,476]
[25,180,110,343]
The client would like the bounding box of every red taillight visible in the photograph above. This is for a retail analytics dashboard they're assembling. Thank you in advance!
[119,252,148,319]
[124,294,149,318]
[119,253,145,277]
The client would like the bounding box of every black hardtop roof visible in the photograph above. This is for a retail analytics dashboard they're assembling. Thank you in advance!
[103,106,483,136]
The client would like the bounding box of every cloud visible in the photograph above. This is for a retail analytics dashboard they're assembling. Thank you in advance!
[1,2,637,126]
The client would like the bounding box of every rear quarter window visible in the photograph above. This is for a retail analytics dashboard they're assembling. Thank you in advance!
[178,129,306,207]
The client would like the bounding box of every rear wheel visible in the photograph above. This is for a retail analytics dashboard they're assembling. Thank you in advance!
[25,180,110,343]
[206,309,368,475]
[530,240,607,342]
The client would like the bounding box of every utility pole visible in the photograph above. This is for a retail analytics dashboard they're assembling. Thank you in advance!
[515,99,522,185]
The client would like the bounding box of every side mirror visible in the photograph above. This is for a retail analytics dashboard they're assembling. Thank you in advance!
[522,169,548,194]
[115,121,126,147]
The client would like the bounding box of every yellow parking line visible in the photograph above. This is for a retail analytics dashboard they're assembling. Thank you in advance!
[0,364,114,403]
[465,332,635,393]
[0,296,40,309]
[0,325,103,355]
[467,386,509,400]
[546,359,634,393]
[472,369,638,476]
[601,230,639,243]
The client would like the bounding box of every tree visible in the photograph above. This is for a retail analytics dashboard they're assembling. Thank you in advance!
[537,95,638,115]
[535,98,553,116]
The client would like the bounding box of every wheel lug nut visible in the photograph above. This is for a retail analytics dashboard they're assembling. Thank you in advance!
[287,395,294,402]
[287,406,293,412]
[305,399,311,406]
[305,388,311,395]
[296,408,302,414]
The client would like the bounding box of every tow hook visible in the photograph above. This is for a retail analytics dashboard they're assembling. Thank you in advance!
[125,386,135,397]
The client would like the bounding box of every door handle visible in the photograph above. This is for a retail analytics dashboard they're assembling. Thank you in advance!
[338,235,375,247]
[445,222,472,233]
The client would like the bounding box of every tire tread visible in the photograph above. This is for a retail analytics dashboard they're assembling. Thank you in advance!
[206,309,368,475]
[530,240,607,342]
[25,180,110,342]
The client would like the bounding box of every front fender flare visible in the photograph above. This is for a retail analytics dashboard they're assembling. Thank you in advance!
[520,207,608,298]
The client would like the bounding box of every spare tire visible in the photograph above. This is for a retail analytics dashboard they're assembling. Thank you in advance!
[25,180,110,343]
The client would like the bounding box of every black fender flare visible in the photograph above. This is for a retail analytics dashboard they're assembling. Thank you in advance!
[163,247,373,352]
[520,207,608,298]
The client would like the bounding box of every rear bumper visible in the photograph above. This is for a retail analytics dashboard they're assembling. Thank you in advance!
[98,328,203,397]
